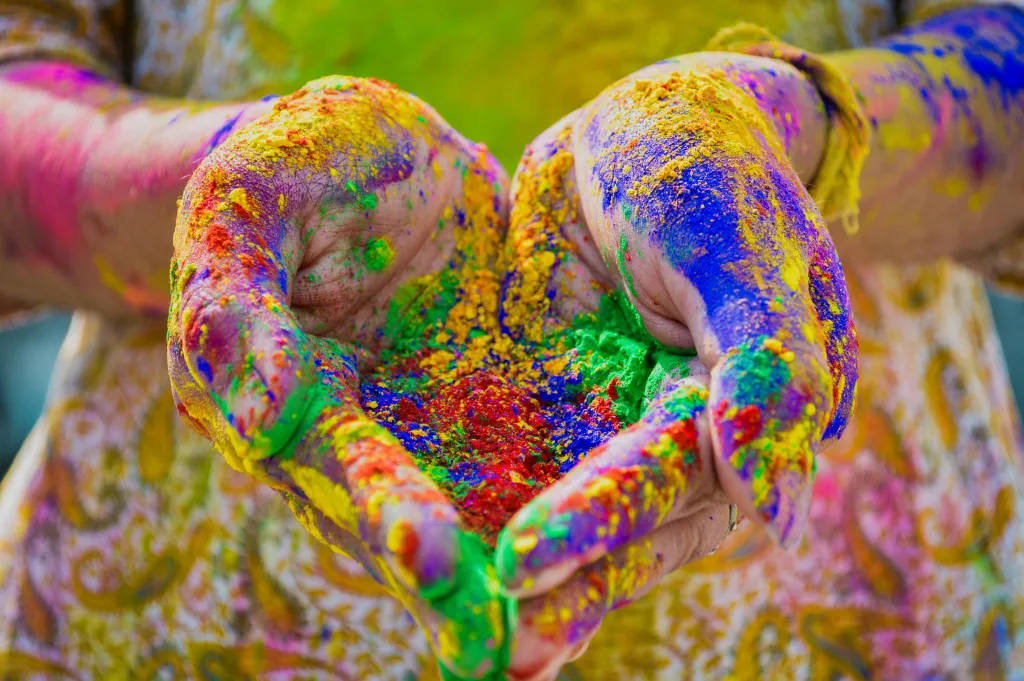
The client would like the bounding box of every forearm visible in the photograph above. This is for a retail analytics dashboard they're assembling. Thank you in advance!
[824,5,1024,262]
[0,61,270,317]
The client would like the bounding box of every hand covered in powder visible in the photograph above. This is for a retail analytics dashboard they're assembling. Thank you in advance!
[166,77,512,680]
[496,54,858,679]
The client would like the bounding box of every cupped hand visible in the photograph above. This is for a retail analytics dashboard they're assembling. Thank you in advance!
[497,54,858,680]
[166,76,512,679]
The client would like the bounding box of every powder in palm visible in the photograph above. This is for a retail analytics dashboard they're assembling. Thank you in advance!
[360,130,697,545]
[362,281,694,544]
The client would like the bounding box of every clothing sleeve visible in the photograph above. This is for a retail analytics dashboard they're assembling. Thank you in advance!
[894,0,1024,295]
[0,0,128,77]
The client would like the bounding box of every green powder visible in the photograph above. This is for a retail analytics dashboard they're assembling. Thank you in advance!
[364,237,396,272]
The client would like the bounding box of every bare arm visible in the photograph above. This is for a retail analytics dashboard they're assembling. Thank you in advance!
[684,5,1024,266]
[827,5,1024,264]
[0,60,272,317]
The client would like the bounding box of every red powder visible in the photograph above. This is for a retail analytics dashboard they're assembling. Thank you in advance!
[369,372,572,544]
[731,404,764,445]
[205,222,233,255]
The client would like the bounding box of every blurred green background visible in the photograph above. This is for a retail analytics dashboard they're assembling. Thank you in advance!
[1,292,1022,475]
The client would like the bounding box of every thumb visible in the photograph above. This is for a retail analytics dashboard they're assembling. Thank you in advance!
[684,224,857,549]
[705,313,826,549]
[168,157,314,468]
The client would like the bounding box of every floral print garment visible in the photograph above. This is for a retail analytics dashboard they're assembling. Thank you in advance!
[0,0,1023,679]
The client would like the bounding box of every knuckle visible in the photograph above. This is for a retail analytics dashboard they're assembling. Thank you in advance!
[691,535,721,563]
[181,293,237,356]
[691,529,720,564]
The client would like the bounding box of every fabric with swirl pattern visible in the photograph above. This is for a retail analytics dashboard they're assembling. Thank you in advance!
[1,0,1023,679]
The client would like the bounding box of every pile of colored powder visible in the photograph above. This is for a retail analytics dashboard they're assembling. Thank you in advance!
[361,290,695,545]
[354,129,695,546]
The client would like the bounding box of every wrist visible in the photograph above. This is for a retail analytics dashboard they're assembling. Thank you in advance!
[818,6,1024,263]
[729,58,830,185]
[76,99,275,317]
[707,28,873,236]
[661,53,829,183]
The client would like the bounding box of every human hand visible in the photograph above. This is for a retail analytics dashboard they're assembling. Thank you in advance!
[496,54,858,679]
[166,77,512,679]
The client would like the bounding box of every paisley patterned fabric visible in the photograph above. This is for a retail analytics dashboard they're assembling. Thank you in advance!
[1,1,1024,679]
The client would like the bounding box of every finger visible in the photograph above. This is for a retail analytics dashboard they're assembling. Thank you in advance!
[571,73,857,548]
[806,236,858,444]
[275,337,511,678]
[507,540,661,680]
[502,113,588,343]
[287,455,511,681]
[496,376,714,596]
[508,504,732,680]
[699,212,854,548]
[698,226,857,549]
[403,536,513,681]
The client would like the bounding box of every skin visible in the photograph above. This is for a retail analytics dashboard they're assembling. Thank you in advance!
[153,62,850,679]
[163,59,857,679]
[498,8,1024,679]
[0,61,270,317]
[497,54,853,679]
[166,77,514,679]
[2,7,1022,317]
[1,5,1023,681]
[828,6,1024,264]
[2,8,1021,319]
